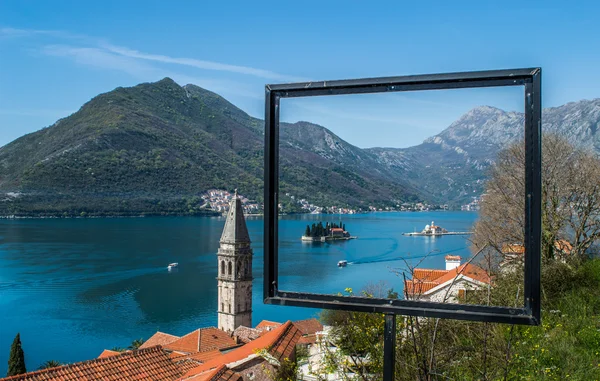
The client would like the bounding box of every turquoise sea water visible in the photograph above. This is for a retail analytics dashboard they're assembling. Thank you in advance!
[0,211,476,373]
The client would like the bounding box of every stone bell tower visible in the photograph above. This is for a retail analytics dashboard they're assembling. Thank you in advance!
[217,190,253,332]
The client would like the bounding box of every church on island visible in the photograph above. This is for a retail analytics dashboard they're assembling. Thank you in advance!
[1,193,322,381]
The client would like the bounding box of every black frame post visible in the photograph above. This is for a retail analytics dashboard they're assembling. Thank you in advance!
[383,314,396,381]
[264,68,542,325]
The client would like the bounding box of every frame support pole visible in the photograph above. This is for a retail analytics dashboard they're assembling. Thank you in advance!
[383,313,396,381]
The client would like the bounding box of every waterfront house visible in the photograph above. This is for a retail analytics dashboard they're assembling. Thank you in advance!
[404,255,492,303]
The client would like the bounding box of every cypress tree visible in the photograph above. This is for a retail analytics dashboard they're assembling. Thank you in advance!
[305,225,311,237]
[7,333,26,377]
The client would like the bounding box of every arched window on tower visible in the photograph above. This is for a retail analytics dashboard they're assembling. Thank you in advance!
[228,261,232,276]
[244,259,249,276]
[228,304,231,313]
[221,303,224,312]
[238,303,240,312]
[221,261,225,275]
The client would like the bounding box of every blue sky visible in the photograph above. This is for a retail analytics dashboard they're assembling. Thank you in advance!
[1,0,599,148]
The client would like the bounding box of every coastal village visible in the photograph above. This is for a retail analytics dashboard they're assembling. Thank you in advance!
[202,189,461,217]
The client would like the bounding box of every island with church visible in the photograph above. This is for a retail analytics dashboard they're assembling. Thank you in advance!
[301,221,357,242]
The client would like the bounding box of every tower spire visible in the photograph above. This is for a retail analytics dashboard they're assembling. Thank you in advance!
[217,190,253,333]
[220,193,250,244]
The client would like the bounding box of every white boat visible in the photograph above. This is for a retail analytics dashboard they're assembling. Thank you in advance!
[337,260,348,267]
[167,262,179,271]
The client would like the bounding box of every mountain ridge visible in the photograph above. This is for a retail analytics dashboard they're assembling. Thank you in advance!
[1,77,599,216]
[0,77,420,216]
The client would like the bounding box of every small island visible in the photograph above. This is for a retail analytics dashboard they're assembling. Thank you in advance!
[301,221,357,242]
[403,221,472,236]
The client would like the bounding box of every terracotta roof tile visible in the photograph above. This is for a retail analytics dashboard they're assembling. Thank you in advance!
[97,349,120,359]
[0,346,182,381]
[412,269,449,282]
[140,332,180,350]
[175,350,223,364]
[179,321,301,380]
[173,358,205,374]
[292,319,323,336]
[164,328,236,354]
[185,365,242,381]
[404,280,440,296]
[255,320,281,330]
[208,366,243,381]
[502,244,525,255]
[405,263,491,297]
[555,240,573,254]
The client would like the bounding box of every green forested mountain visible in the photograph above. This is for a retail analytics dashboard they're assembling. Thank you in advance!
[0,78,419,216]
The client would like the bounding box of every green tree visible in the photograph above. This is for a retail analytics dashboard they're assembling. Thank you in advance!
[110,347,126,353]
[7,333,26,377]
[472,134,600,261]
[305,225,311,237]
[128,338,145,350]
[38,360,63,370]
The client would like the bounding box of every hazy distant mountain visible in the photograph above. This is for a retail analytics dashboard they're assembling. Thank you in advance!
[368,99,600,204]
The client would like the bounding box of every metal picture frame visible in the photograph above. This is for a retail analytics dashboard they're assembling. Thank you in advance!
[264,68,542,326]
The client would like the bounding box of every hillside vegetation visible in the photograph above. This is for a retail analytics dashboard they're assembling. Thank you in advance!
[0,78,419,216]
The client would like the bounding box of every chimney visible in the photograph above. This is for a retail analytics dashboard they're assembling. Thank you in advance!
[445,255,461,271]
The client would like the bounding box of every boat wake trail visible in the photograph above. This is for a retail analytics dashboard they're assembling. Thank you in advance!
[349,246,466,266]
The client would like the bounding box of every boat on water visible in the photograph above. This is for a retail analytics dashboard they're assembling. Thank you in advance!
[167,262,179,271]
[337,260,348,267]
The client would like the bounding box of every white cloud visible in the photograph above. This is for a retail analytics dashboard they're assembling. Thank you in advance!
[101,43,306,82]
[42,45,158,77]
[3,26,304,82]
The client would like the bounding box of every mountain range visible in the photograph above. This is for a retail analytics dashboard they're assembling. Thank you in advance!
[1,78,599,216]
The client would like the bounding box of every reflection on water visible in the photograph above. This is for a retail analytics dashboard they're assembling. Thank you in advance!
[0,212,476,373]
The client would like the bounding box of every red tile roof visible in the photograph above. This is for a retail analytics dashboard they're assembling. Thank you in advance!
[174,350,223,364]
[445,255,461,261]
[179,321,301,380]
[555,239,573,254]
[140,332,180,350]
[173,359,204,374]
[255,320,281,330]
[412,269,449,282]
[502,244,525,255]
[293,319,323,336]
[164,328,237,354]
[404,280,440,295]
[205,366,243,381]
[0,346,182,381]
[97,349,120,359]
[184,365,242,381]
[405,263,491,297]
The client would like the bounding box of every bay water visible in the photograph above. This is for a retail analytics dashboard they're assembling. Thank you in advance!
[0,211,476,374]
